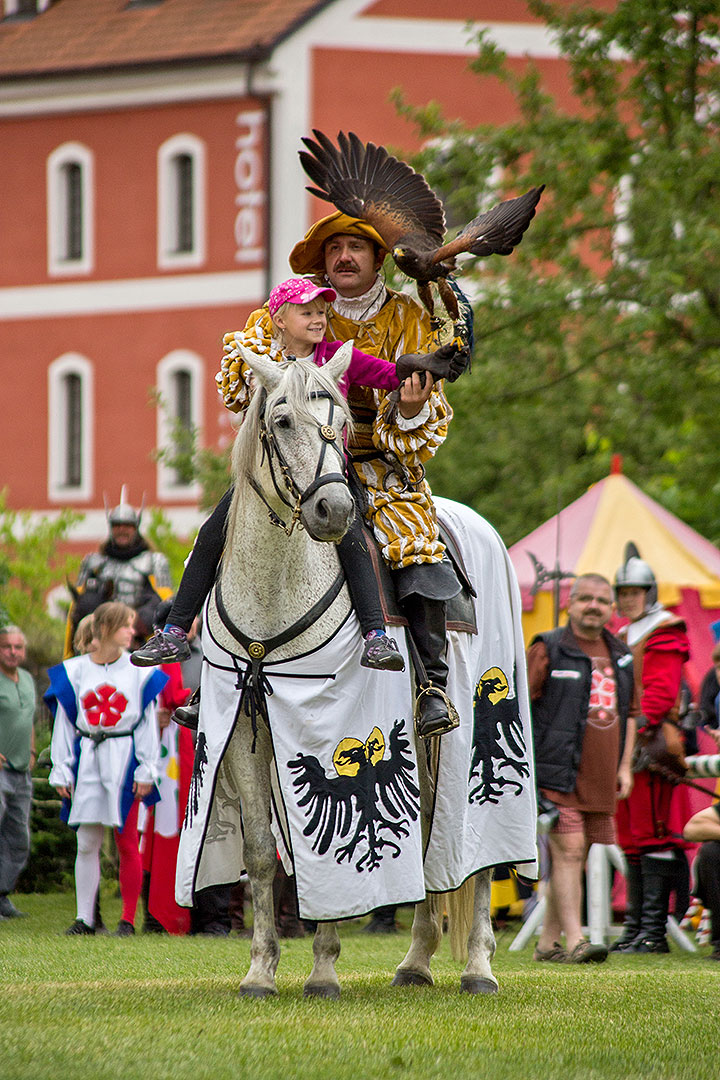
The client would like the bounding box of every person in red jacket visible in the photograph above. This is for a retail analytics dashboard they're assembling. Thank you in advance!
[612,546,691,953]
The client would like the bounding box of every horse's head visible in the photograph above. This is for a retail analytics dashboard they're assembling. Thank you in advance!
[233,344,355,543]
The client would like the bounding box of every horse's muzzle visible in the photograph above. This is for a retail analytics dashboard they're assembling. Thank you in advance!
[302,484,354,543]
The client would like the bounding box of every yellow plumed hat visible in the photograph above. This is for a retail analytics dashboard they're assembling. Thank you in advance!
[289,211,387,275]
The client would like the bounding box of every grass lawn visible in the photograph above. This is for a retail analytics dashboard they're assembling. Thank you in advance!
[1,891,718,1080]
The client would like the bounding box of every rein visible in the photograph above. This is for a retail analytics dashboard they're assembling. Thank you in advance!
[214,569,346,750]
[250,389,348,536]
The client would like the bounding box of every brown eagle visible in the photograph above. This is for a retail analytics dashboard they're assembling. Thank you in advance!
[299,129,544,318]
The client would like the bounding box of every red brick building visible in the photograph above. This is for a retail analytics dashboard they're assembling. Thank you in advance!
[0,0,600,554]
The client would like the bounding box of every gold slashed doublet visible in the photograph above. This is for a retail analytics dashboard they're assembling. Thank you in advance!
[215,290,452,569]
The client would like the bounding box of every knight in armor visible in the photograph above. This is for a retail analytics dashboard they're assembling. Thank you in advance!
[76,490,173,647]
[611,545,691,954]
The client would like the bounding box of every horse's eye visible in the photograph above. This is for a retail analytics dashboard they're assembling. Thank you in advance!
[274,414,292,430]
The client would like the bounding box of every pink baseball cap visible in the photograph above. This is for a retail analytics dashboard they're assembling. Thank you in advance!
[268,277,337,317]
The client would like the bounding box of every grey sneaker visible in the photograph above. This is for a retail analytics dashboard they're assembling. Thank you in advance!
[360,633,405,672]
[131,629,190,667]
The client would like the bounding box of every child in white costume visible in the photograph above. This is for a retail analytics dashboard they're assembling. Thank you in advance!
[46,602,167,935]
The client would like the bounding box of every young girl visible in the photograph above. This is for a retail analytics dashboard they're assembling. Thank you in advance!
[46,602,167,935]
[131,277,453,685]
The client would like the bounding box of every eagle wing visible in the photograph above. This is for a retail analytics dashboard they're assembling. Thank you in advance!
[432,185,545,265]
[299,130,446,252]
[287,753,357,856]
[373,720,421,822]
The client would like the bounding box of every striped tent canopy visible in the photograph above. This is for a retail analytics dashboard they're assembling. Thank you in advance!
[508,470,720,694]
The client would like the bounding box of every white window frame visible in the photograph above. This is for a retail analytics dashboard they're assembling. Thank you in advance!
[157,134,207,270]
[47,352,94,502]
[155,350,204,500]
[47,142,94,276]
[4,1,53,15]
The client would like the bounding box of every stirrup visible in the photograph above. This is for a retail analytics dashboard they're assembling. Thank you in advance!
[413,684,460,739]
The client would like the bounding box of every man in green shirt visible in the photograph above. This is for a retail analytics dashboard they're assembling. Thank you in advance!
[0,625,36,918]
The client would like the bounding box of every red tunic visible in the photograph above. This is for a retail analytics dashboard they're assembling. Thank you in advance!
[615,621,691,853]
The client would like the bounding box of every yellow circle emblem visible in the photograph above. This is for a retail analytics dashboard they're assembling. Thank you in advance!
[479,667,509,704]
[248,641,265,659]
[332,727,386,775]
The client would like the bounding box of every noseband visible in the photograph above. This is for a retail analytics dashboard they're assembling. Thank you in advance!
[250,389,348,536]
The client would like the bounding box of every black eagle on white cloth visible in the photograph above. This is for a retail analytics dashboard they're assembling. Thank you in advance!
[185,731,208,828]
[468,666,529,805]
[287,719,420,873]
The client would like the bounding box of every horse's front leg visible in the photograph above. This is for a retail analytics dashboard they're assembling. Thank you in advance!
[225,726,280,998]
[391,894,443,987]
[460,868,498,995]
[304,921,341,999]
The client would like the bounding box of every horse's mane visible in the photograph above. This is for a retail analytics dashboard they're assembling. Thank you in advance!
[226,358,352,549]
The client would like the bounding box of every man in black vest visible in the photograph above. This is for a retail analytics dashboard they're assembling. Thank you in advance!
[527,573,637,963]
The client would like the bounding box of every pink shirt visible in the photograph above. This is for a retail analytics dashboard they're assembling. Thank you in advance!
[313,339,400,397]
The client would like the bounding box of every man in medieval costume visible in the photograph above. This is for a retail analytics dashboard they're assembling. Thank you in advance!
[74,489,173,651]
[612,547,691,953]
[215,211,472,741]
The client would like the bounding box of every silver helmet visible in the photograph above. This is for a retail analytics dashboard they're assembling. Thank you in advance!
[106,485,142,529]
[614,542,658,609]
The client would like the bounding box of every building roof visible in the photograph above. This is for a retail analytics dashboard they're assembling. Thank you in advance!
[0,0,332,79]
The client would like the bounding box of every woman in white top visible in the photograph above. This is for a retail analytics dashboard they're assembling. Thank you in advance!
[47,602,167,935]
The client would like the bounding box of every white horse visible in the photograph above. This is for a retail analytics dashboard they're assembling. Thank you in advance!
[176,344,536,998]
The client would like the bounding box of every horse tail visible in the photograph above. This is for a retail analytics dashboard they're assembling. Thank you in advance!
[445,877,475,964]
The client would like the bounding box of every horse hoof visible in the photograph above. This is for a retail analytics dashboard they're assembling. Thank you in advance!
[303,983,340,1000]
[391,970,433,988]
[460,975,498,995]
[238,984,277,999]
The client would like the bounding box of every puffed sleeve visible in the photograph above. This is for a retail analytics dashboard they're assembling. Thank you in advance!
[372,384,452,467]
[216,307,278,413]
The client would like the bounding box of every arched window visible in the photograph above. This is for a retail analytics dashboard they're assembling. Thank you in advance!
[47,142,94,276]
[47,353,93,501]
[4,1,53,17]
[157,135,206,269]
[156,350,204,499]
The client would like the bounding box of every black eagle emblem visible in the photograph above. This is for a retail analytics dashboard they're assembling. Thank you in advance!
[469,666,529,805]
[287,719,420,873]
[185,731,208,828]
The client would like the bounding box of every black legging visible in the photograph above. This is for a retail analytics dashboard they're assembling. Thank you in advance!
[166,485,384,637]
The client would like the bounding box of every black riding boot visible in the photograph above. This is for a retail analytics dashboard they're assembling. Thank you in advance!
[173,686,200,730]
[610,857,643,951]
[401,593,458,739]
[633,853,675,953]
[694,841,720,958]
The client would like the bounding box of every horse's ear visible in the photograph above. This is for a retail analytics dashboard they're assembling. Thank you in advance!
[236,342,285,394]
[324,340,353,385]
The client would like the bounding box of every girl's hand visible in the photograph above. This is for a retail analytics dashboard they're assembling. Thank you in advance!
[133,781,153,799]
[55,786,72,799]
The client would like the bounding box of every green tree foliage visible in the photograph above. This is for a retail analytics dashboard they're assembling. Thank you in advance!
[396,0,720,545]
[0,491,82,670]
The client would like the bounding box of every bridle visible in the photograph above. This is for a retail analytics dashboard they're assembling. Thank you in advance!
[249,388,349,536]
